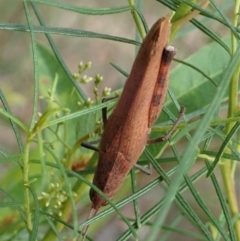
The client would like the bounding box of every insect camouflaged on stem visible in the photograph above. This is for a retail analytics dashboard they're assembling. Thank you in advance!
[80,14,185,240]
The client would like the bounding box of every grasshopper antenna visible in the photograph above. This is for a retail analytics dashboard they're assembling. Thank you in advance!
[78,207,98,241]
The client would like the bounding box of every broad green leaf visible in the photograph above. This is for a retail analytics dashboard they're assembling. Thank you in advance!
[165,38,231,118]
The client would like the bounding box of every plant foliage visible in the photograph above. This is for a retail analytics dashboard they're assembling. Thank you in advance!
[0,0,239,241]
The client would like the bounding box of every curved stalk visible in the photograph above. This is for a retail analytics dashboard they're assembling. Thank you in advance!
[220,1,240,240]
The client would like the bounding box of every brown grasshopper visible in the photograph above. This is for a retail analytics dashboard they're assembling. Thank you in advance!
[80,14,185,239]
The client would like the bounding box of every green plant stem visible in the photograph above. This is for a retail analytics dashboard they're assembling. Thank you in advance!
[229,0,240,117]
[22,109,65,235]
[220,1,240,240]
[128,0,146,39]
[23,134,34,232]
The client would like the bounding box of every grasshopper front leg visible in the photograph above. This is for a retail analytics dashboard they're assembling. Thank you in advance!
[102,97,118,127]
[81,97,118,150]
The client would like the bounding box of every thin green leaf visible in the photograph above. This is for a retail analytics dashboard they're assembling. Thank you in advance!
[173,58,217,87]
[31,3,87,101]
[185,174,230,239]
[207,121,240,176]
[191,19,231,54]
[117,164,208,241]
[0,90,24,153]
[110,62,129,77]
[175,195,215,241]
[0,187,26,221]
[205,161,237,241]
[160,215,183,241]
[29,186,40,241]
[23,0,39,131]
[210,126,240,157]
[0,155,22,169]
[158,0,176,10]
[0,23,140,46]
[145,149,214,241]
[31,0,132,15]
[210,0,239,41]
[0,108,29,133]
[162,225,207,241]
[170,145,231,240]
[44,215,64,241]
[0,202,22,208]
[40,210,92,239]
[41,210,94,241]
[201,150,239,162]
[130,169,141,230]
[42,99,116,129]
[132,6,149,33]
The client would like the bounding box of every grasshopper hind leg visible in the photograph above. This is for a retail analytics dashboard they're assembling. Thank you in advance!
[147,106,185,144]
